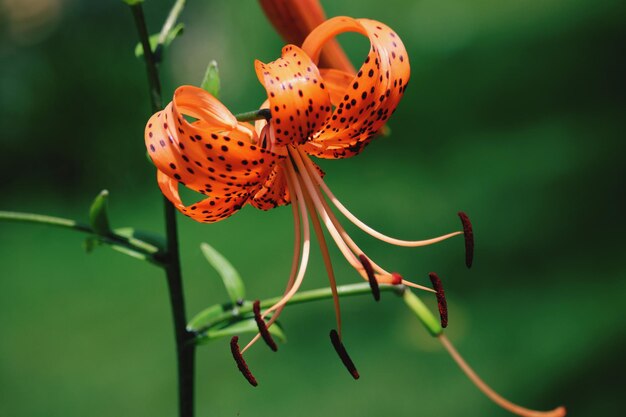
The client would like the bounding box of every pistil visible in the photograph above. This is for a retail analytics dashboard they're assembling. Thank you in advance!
[438,335,566,417]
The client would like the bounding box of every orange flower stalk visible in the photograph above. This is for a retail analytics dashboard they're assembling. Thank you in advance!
[144,16,565,417]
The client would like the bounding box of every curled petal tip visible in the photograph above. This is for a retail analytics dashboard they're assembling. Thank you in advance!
[253,300,278,352]
[230,336,258,387]
[457,211,474,268]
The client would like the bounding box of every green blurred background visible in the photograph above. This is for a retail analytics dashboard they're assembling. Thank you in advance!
[1,0,624,416]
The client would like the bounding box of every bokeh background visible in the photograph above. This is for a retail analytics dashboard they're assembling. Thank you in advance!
[1,0,624,416]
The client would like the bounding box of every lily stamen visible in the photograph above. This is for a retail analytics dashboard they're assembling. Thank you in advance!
[358,254,380,301]
[230,336,258,387]
[300,179,344,336]
[253,300,278,351]
[330,329,360,380]
[292,146,435,293]
[428,272,448,328]
[241,160,311,354]
[457,211,474,268]
[302,151,464,248]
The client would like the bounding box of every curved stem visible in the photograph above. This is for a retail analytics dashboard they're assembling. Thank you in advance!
[438,335,566,417]
[128,2,195,417]
[0,210,164,264]
[235,108,271,122]
[155,0,186,61]
[192,282,406,337]
[130,3,162,111]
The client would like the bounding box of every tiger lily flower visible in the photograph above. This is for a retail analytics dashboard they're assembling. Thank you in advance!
[144,15,565,417]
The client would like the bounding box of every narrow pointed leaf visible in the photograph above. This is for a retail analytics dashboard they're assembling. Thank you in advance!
[187,304,228,331]
[114,227,164,254]
[110,244,150,261]
[197,318,286,344]
[122,0,144,5]
[83,237,99,253]
[200,242,246,304]
[134,23,185,58]
[403,289,442,337]
[200,60,220,98]
[89,190,111,235]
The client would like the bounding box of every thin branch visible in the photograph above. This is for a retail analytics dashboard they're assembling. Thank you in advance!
[0,210,164,264]
[235,108,271,122]
[192,282,406,339]
[129,3,162,112]
[128,2,195,417]
[155,0,186,61]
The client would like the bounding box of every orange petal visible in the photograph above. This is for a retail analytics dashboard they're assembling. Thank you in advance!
[258,0,354,72]
[157,171,250,223]
[255,45,332,148]
[249,157,325,211]
[250,163,290,210]
[300,17,410,159]
[145,86,284,222]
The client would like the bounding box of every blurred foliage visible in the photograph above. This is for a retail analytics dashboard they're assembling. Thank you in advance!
[0,0,624,416]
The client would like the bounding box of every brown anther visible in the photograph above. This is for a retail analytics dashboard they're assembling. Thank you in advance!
[230,336,258,387]
[458,211,474,268]
[390,272,403,285]
[358,254,380,301]
[428,272,448,328]
[329,329,360,380]
[253,300,278,351]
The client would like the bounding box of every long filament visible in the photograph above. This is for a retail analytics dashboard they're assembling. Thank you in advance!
[438,335,566,417]
[289,147,361,270]
[296,148,435,293]
[260,159,311,316]
[241,161,305,354]
[301,153,463,247]
[300,182,343,336]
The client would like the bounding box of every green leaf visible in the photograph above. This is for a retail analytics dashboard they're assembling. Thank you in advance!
[89,190,111,235]
[114,227,164,254]
[200,242,246,304]
[197,318,287,344]
[187,304,227,331]
[200,60,220,98]
[110,244,150,261]
[122,0,144,5]
[83,237,99,253]
[403,289,442,337]
[134,23,185,58]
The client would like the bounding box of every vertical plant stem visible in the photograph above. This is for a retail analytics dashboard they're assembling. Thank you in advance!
[164,199,195,417]
[129,3,195,417]
[155,0,187,60]
[130,4,162,112]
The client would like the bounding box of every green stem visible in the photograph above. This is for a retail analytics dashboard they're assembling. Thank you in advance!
[155,0,186,61]
[130,3,162,111]
[129,2,195,417]
[0,210,164,264]
[192,283,406,338]
[234,108,271,122]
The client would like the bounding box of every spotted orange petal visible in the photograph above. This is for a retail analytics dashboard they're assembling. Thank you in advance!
[255,45,333,148]
[300,17,411,159]
[145,86,284,222]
